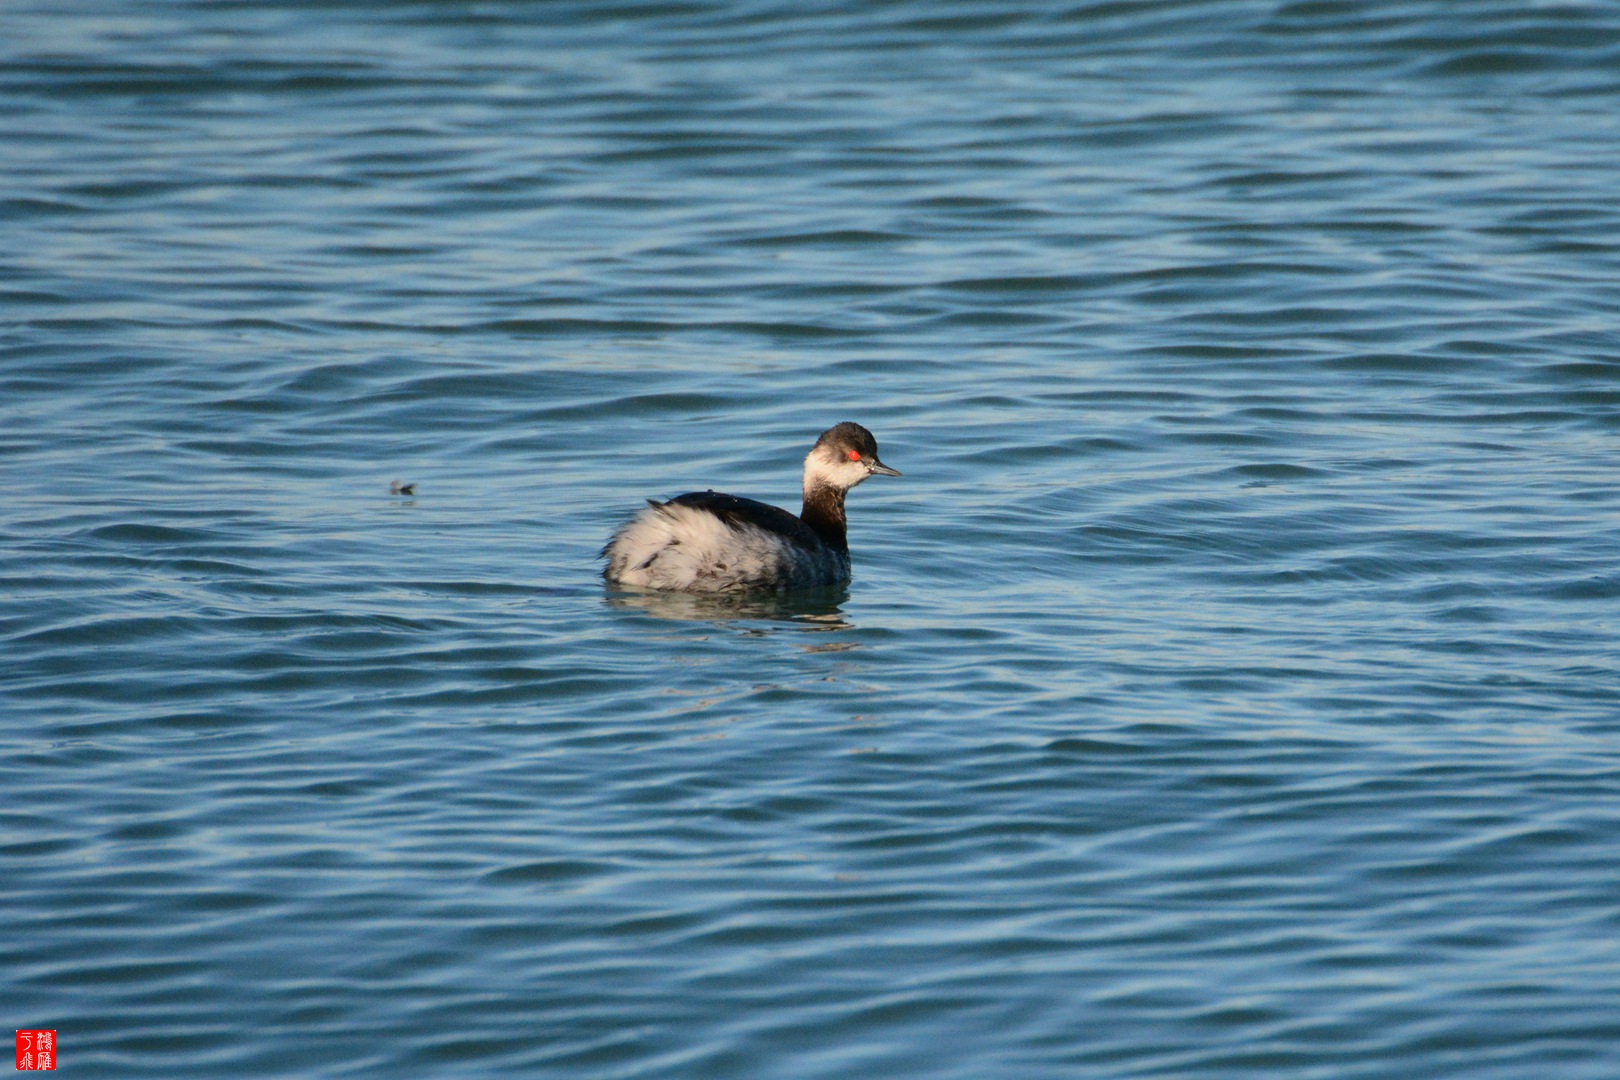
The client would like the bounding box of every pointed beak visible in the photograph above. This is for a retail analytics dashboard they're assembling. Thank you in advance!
[868,458,902,477]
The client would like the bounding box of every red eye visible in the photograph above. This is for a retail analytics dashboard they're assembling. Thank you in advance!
[846,450,861,461]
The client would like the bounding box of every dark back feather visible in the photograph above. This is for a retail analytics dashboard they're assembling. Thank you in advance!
[664,490,832,551]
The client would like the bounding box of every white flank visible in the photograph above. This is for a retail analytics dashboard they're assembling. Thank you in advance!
[603,501,848,593]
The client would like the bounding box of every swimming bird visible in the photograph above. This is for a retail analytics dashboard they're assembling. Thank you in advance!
[602,422,901,592]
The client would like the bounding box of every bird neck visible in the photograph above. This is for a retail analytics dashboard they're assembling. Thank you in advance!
[800,481,849,551]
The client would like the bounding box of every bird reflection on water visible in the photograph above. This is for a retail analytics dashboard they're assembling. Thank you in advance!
[604,583,853,634]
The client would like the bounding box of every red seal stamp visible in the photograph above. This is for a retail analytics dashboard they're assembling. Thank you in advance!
[15,1031,55,1071]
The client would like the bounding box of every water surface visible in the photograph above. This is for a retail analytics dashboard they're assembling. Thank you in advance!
[4,1,1620,1076]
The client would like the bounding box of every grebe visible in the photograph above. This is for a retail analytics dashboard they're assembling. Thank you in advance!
[602,422,901,592]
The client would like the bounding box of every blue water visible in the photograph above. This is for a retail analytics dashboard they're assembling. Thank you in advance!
[5,1,1620,1076]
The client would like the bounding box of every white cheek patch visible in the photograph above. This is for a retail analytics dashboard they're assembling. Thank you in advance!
[804,450,869,492]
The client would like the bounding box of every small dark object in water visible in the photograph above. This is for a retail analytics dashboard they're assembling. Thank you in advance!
[390,480,416,496]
